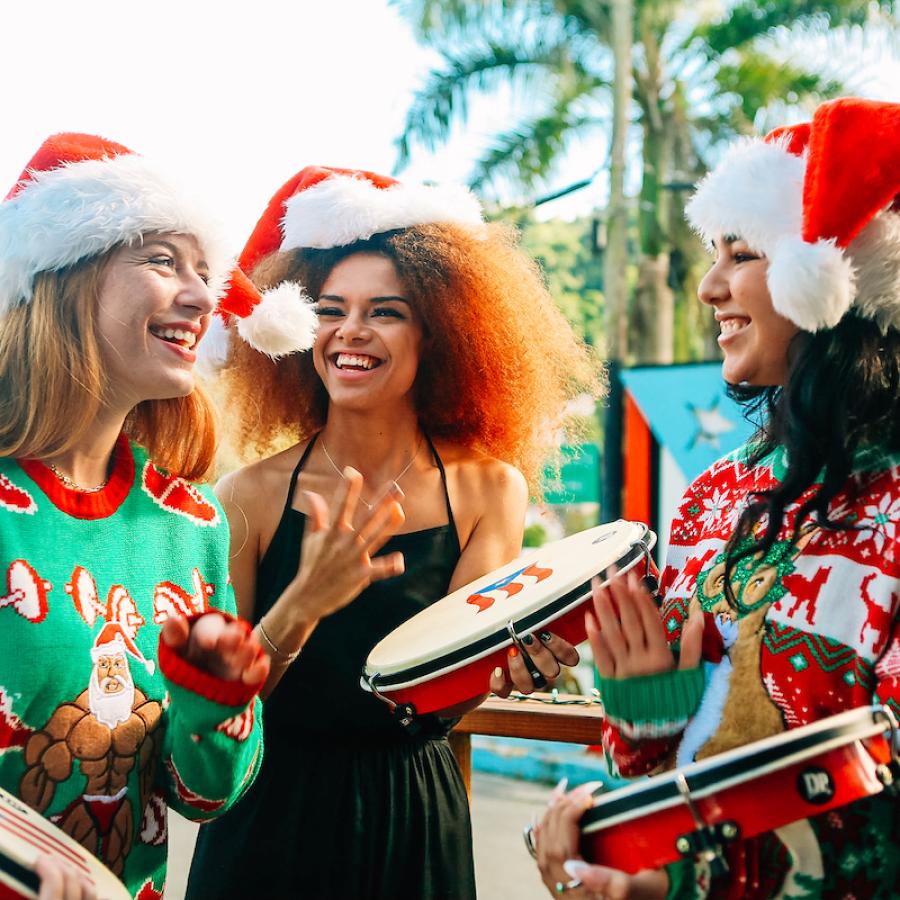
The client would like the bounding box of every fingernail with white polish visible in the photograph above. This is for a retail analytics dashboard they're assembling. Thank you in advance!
[577,780,605,794]
[563,860,590,878]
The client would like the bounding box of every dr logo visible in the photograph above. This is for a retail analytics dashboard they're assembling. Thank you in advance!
[466,563,552,613]
[797,767,835,805]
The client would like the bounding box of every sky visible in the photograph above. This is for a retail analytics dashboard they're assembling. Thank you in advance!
[1,0,897,252]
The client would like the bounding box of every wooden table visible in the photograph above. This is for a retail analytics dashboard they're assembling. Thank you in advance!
[449,694,605,795]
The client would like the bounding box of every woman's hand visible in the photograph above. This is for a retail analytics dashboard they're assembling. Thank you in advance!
[285,466,405,620]
[586,568,702,680]
[534,783,668,900]
[34,853,98,900]
[489,631,580,697]
[161,613,271,685]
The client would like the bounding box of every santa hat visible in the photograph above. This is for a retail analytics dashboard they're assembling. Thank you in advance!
[0,132,233,315]
[91,621,155,675]
[213,165,483,359]
[686,98,900,333]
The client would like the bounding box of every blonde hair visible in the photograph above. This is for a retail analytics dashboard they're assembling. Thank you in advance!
[0,251,217,480]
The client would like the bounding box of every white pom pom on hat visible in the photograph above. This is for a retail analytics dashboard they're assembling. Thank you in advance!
[686,98,900,333]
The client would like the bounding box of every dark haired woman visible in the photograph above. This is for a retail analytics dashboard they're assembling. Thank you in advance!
[535,98,900,898]
[186,167,600,899]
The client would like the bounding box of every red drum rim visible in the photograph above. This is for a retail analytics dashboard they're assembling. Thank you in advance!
[362,525,655,694]
[581,704,892,834]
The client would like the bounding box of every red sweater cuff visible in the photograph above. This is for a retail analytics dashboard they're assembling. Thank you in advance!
[157,612,266,708]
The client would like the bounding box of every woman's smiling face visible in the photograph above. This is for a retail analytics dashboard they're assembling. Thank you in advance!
[698,234,800,387]
[94,232,214,414]
[312,252,424,411]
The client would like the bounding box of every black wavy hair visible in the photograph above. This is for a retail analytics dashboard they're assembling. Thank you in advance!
[723,313,900,597]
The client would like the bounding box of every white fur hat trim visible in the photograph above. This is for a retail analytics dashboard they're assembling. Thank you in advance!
[235,281,318,359]
[0,153,231,313]
[280,175,483,250]
[685,137,805,257]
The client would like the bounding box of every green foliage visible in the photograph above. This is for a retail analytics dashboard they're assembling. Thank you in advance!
[713,51,844,132]
[523,523,549,547]
[697,0,895,55]
[503,212,606,347]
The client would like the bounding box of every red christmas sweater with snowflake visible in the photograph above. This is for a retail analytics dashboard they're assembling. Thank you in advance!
[597,443,900,899]
[0,436,264,899]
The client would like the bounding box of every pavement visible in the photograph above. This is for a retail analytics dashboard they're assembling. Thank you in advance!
[166,771,556,900]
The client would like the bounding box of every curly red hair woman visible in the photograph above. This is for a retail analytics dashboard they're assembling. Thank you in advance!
[187,166,601,900]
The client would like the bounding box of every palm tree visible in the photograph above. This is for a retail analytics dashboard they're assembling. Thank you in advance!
[393,0,895,363]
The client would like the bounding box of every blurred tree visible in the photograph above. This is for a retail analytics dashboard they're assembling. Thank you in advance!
[501,211,606,347]
[392,0,895,363]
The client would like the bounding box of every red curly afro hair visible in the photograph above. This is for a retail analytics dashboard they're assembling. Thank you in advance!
[221,222,602,492]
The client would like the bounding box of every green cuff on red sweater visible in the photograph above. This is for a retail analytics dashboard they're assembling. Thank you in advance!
[599,667,705,734]
[665,858,699,899]
[157,612,265,720]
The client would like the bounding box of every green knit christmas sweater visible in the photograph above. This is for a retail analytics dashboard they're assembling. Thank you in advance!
[0,436,264,899]
[598,443,900,899]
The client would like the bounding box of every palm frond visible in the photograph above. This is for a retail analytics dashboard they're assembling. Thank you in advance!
[714,51,844,129]
[469,74,610,193]
[697,0,897,55]
[395,36,592,171]
[391,0,552,45]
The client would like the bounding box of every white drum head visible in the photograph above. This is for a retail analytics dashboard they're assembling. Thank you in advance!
[365,520,652,688]
[0,787,130,900]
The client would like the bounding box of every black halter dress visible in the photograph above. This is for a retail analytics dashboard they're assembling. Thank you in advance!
[186,435,477,899]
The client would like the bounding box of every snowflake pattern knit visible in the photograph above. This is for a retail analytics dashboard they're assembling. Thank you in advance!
[0,437,264,899]
[598,444,900,898]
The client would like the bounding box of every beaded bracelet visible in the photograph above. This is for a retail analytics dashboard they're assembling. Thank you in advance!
[258,617,301,664]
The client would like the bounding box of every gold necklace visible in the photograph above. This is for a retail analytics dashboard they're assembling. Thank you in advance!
[45,462,110,494]
[320,436,422,511]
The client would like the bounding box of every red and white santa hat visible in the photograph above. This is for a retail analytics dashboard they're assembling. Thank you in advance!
[686,98,900,333]
[91,621,155,675]
[214,165,483,358]
[0,132,234,315]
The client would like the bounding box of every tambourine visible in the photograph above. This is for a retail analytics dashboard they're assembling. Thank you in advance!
[0,787,130,900]
[362,520,656,719]
[525,704,900,877]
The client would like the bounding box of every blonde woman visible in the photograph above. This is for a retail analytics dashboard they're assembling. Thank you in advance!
[0,137,400,900]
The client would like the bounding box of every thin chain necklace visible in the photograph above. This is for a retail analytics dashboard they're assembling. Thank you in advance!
[45,462,110,494]
[320,435,422,511]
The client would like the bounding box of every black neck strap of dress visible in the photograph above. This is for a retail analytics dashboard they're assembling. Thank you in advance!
[422,432,457,537]
[283,433,319,518]
[282,430,457,536]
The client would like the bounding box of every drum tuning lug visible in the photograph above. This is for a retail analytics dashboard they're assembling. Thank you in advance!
[635,538,660,602]
[720,821,739,841]
[506,619,547,690]
[364,671,422,734]
[393,702,422,736]
[673,772,738,879]
[875,760,900,794]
